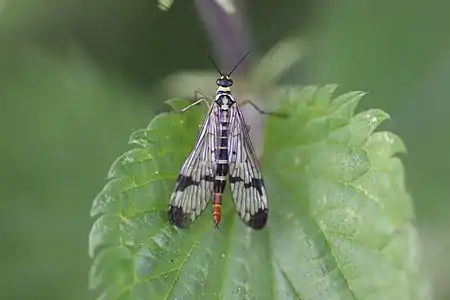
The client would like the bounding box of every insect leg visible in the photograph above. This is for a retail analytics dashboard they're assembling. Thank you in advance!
[178,89,213,113]
[239,99,288,118]
[194,88,214,103]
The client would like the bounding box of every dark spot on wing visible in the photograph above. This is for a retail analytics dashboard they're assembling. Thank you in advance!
[168,205,190,228]
[248,208,268,229]
[176,174,214,192]
[229,176,264,196]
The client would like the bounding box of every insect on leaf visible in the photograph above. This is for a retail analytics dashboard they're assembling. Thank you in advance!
[89,87,430,300]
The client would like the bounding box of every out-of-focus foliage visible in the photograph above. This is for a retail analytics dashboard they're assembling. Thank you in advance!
[158,0,174,11]
[1,0,449,299]
[0,47,151,299]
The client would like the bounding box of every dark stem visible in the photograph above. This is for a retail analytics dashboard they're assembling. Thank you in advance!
[194,0,251,75]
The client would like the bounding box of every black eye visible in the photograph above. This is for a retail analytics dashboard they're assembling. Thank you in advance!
[218,79,232,87]
[216,77,233,87]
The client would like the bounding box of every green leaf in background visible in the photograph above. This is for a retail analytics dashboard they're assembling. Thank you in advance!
[89,86,428,299]
[157,0,174,11]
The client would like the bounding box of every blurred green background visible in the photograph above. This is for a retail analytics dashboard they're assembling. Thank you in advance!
[1,0,449,299]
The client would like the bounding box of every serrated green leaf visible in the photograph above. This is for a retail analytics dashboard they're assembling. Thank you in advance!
[89,87,427,300]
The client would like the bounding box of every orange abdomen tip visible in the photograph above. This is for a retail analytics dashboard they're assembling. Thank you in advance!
[212,204,221,227]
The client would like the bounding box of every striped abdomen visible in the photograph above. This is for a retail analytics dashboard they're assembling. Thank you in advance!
[212,100,230,227]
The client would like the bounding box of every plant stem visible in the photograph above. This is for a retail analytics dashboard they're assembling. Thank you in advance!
[194,0,251,74]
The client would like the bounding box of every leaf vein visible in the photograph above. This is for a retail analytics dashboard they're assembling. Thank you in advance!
[278,263,304,300]
[311,216,358,299]
[164,240,200,300]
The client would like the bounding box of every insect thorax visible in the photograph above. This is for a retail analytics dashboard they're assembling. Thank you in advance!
[215,93,236,109]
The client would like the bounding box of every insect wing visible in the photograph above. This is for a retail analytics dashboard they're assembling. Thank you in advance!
[168,105,218,228]
[228,105,268,229]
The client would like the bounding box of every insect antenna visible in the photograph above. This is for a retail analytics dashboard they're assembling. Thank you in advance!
[227,25,280,77]
[208,55,223,76]
[227,48,252,77]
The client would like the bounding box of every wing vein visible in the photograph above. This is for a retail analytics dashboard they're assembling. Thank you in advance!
[228,105,268,229]
[168,104,218,228]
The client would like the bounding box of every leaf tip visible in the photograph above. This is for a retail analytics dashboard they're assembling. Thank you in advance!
[129,128,150,147]
[330,90,367,117]
[360,108,390,129]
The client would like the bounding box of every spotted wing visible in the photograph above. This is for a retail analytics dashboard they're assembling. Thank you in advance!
[168,105,218,228]
[228,105,268,229]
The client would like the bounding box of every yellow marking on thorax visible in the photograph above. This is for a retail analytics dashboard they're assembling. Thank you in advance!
[217,86,231,92]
